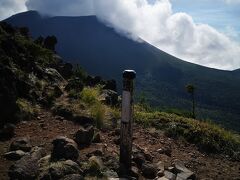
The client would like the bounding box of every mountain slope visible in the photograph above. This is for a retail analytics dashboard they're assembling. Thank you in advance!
[4,11,240,132]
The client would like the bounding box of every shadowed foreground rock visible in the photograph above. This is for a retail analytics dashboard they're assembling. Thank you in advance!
[51,136,79,161]
[8,147,46,180]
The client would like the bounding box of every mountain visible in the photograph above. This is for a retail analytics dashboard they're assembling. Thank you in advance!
[4,11,240,132]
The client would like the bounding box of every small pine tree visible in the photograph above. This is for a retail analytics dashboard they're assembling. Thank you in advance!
[186,84,196,118]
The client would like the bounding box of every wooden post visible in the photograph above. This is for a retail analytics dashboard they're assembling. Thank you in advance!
[120,70,136,175]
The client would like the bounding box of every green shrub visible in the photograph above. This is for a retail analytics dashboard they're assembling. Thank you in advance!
[16,98,37,120]
[80,87,100,105]
[91,103,105,129]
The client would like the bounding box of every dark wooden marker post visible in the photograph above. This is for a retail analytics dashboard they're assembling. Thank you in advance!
[120,70,136,175]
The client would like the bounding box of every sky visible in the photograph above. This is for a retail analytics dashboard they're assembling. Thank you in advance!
[0,0,240,70]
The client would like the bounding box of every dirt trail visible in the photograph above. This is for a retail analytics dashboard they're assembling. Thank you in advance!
[0,108,239,179]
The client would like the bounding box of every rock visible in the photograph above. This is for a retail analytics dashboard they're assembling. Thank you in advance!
[132,152,145,168]
[156,161,165,177]
[65,77,84,92]
[176,172,196,180]
[49,160,82,179]
[53,84,63,98]
[100,89,118,106]
[74,126,94,145]
[103,79,117,91]
[157,177,169,180]
[54,105,73,119]
[44,68,65,84]
[8,147,46,180]
[103,169,119,178]
[143,151,153,162]
[113,137,120,145]
[39,159,82,180]
[51,136,79,161]
[4,150,26,160]
[89,156,104,171]
[60,174,83,180]
[157,147,172,157]
[83,156,104,176]
[141,163,157,179]
[0,123,15,139]
[172,161,195,180]
[58,63,73,79]
[92,132,101,143]
[10,137,32,152]
[85,75,102,87]
[164,170,176,180]
[87,148,104,157]
[73,115,94,125]
[130,166,139,178]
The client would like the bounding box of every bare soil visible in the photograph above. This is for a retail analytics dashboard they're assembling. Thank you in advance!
[0,109,239,180]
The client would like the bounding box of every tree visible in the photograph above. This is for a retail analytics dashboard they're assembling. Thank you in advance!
[186,84,196,118]
[34,36,44,46]
[44,36,57,52]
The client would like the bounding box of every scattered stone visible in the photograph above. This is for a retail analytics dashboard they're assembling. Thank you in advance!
[113,137,120,145]
[132,152,145,168]
[49,160,82,179]
[87,148,104,157]
[52,136,79,161]
[141,163,157,179]
[156,161,165,177]
[172,161,195,179]
[83,156,104,176]
[8,147,46,180]
[103,169,119,178]
[143,151,153,162]
[92,132,101,143]
[100,89,118,106]
[74,126,94,145]
[39,159,82,180]
[164,170,176,180]
[103,79,117,91]
[73,115,94,125]
[60,174,83,180]
[10,137,32,152]
[130,166,139,178]
[4,150,26,160]
[157,147,172,157]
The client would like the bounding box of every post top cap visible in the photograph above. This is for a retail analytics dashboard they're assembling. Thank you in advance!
[123,70,136,79]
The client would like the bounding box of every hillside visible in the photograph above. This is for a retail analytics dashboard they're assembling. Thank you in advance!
[0,22,240,180]
[4,11,240,132]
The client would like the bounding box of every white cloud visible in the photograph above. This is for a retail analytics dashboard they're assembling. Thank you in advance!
[93,0,240,70]
[1,0,240,70]
[0,0,27,20]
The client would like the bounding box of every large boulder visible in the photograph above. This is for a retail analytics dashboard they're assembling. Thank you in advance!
[51,136,79,161]
[10,137,32,152]
[141,163,158,179]
[65,78,84,92]
[39,156,82,180]
[172,161,196,180]
[74,126,94,145]
[103,79,117,91]
[44,68,65,84]
[8,147,46,180]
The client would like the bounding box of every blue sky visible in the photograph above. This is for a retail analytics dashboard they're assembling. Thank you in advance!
[169,0,240,41]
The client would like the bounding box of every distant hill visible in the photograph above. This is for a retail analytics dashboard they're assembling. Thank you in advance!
[4,11,240,132]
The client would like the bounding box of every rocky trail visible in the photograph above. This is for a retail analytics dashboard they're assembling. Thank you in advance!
[0,108,239,179]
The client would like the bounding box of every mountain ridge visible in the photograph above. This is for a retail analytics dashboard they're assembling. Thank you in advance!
[4,10,240,132]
